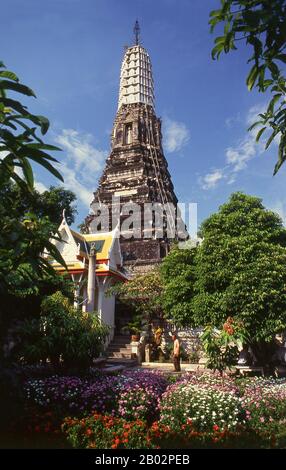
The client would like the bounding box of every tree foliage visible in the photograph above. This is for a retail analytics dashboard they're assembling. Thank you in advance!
[1,182,77,227]
[0,182,77,360]
[160,245,197,327]
[194,192,286,351]
[210,0,286,174]
[110,269,164,324]
[0,182,76,297]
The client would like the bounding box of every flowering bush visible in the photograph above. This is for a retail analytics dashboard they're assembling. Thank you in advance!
[62,414,269,449]
[117,370,167,422]
[62,414,156,449]
[201,318,248,375]
[24,376,85,414]
[121,369,168,397]
[158,372,286,446]
[159,382,244,433]
[239,377,286,434]
[176,370,239,394]
[118,385,156,422]
[79,375,120,414]
[24,374,122,416]
[24,370,168,421]
[149,421,267,449]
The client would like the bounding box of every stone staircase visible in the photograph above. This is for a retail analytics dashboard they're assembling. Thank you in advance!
[106,334,132,359]
[106,335,138,370]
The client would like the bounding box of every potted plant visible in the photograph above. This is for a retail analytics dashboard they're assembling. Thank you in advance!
[121,315,142,342]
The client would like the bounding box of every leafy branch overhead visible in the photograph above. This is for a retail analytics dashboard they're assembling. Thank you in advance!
[210,0,286,174]
[0,60,63,190]
[0,61,68,291]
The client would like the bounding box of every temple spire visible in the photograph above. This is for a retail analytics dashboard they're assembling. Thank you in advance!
[133,20,140,45]
[118,29,154,110]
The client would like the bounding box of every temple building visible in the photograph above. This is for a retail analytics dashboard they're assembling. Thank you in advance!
[46,213,127,341]
[87,22,184,274]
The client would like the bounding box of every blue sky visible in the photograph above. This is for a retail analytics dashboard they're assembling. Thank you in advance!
[2,0,286,229]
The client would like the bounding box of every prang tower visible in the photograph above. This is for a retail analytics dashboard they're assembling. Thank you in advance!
[89,22,182,273]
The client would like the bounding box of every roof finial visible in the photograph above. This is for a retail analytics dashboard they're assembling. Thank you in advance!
[62,208,66,224]
[133,19,140,45]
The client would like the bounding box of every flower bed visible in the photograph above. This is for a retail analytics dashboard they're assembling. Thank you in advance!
[239,376,286,433]
[22,370,286,449]
[24,369,168,421]
[62,414,156,449]
[159,383,244,432]
[117,370,168,422]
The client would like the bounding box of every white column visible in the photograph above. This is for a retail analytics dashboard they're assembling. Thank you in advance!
[82,285,87,312]
[86,254,96,312]
[97,281,104,321]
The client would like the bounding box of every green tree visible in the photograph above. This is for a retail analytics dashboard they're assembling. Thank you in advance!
[110,268,164,332]
[210,0,286,174]
[0,182,75,296]
[160,244,197,327]
[0,182,77,360]
[1,182,77,227]
[33,185,77,226]
[194,192,286,364]
[0,61,67,295]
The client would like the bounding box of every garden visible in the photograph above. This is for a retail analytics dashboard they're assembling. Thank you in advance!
[1,49,286,452]
[3,368,286,449]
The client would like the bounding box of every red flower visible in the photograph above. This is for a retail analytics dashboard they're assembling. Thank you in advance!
[213,424,220,432]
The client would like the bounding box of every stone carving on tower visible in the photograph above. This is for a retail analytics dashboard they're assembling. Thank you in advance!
[87,22,186,273]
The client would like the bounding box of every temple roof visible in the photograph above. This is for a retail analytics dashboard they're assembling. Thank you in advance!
[70,229,113,260]
[46,216,128,281]
[118,44,155,110]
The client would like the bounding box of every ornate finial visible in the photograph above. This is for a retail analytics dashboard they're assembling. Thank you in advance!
[62,208,66,224]
[133,20,140,45]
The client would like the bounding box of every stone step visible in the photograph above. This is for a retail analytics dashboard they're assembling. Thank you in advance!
[107,343,132,351]
[105,335,133,360]
[107,343,132,349]
[107,351,132,359]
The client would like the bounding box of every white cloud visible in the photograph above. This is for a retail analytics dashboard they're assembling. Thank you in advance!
[269,201,286,225]
[200,169,225,190]
[54,129,107,207]
[200,103,268,190]
[225,113,241,129]
[246,103,267,127]
[59,162,93,207]
[226,135,258,172]
[163,117,190,153]
[35,181,48,193]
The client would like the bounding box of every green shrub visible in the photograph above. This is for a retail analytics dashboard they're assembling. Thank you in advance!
[14,292,109,369]
[159,383,245,433]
